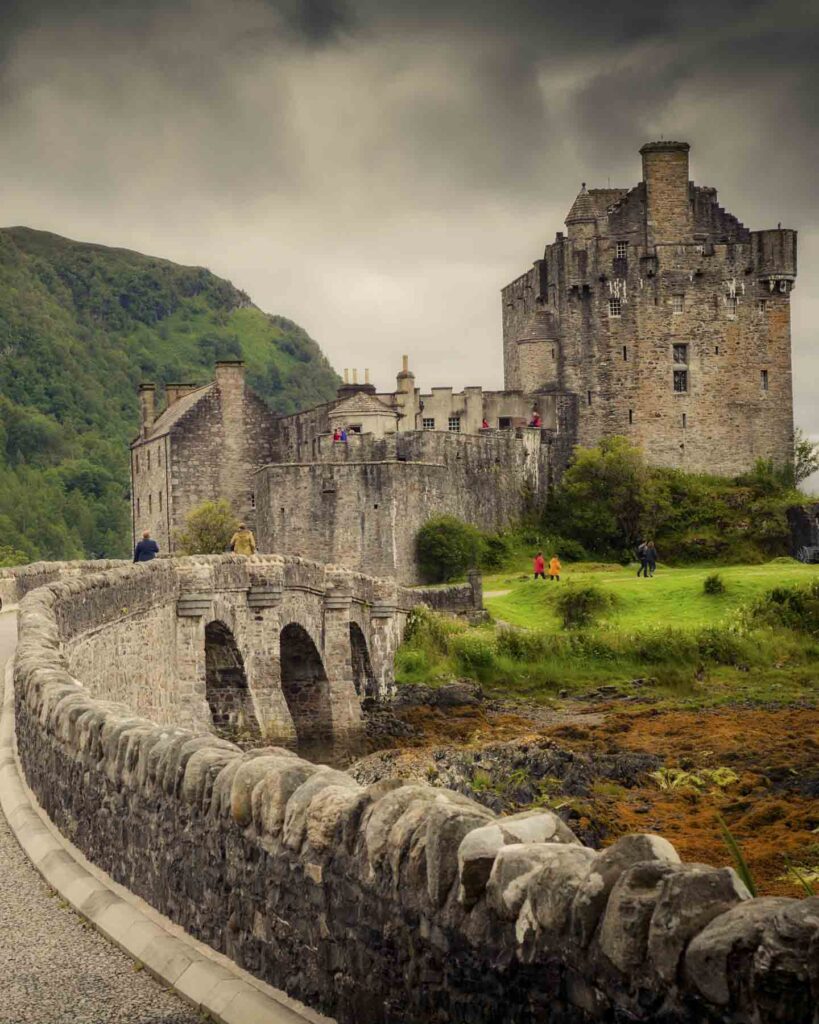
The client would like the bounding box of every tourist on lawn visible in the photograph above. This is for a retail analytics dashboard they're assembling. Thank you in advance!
[230,523,257,556]
[133,530,159,563]
[549,555,561,581]
[533,551,546,580]
[636,539,649,577]
[645,540,658,577]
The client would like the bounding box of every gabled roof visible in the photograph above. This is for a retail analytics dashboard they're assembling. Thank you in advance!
[329,391,399,418]
[565,187,628,225]
[140,383,213,442]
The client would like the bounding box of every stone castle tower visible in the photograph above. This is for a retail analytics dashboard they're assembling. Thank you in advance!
[502,141,797,474]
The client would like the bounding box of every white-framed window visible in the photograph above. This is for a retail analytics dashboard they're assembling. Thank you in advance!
[608,297,622,318]
[448,416,461,432]
[616,241,628,259]
[761,369,769,391]
[422,417,435,430]
[673,369,688,393]
[672,294,685,313]
[726,295,738,316]
[757,299,768,313]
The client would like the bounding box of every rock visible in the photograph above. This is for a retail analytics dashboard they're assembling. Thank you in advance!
[684,898,797,1007]
[751,897,819,1021]
[648,864,750,983]
[598,860,681,974]
[304,784,364,853]
[458,811,579,906]
[360,785,437,872]
[283,769,360,851]
[252,761,320,837]
[230,754,299,827]
[181,745,242,807]
[571,833,681,948]
[426,802,495,908]
[516,846,598,960]
[488,843,594,923]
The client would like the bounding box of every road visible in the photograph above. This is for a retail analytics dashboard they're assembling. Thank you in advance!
[0,610,204,1024]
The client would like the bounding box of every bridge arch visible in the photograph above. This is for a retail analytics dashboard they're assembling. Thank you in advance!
[204,620,260,739]
[349,622,376,699]
[279,622,332,740]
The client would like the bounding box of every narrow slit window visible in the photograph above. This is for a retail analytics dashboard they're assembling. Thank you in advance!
[551,347,556,359]
[758,299,768,313]
[136,498,140,516]
[135,455,139,474]
[761,369,769,391]
[587,391,593,406]
[622,345,628,361]
[672,294,685,313]
[422,418,435,430]
[448,416,460,433]
[608,297,622,318]
[715,345,720,355]
[673,369,688,393]
[682,413,687,429]
[158,491,162,513]
[628,409,633,425]
[250,492,256,509]
[147,450,151,471]
[148,493,152,514]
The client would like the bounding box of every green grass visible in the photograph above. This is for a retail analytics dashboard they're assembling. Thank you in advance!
[484,560,819,634]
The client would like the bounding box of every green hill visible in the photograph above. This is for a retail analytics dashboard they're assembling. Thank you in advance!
[0,227,339,563]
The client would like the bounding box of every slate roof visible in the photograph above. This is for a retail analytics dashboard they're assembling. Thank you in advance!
[330,392,399,418]
[565,187,629,224]
[140,383,214,442]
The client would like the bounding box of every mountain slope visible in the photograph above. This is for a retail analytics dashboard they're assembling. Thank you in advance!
[0,227,339,562]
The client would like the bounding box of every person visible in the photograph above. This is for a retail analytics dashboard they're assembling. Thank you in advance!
[332,428,341,442]
[529,410,542,428]
[339,427,348,443]
[133,530,159,563]
[549,555,561,581]
[230,523,257,556]
[645,540,658,577]
[636,540,648,578]
[533,551,546,580]
[481,417,490,429]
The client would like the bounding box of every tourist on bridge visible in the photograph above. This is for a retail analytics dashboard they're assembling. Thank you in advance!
[230,523,257,556]
[133,530,159,563]
[549,555,561,581]
[533,552,546,580]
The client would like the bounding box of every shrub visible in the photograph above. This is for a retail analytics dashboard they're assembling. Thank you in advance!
[480,532,512,570]
[176,499,238,555]
[745,581,819,636]
[416,516,482,583]
[451,631,497,672]
[554,584,613,630]
[703,572,726,595]
[696,626,747,665]
[496,627,550,661]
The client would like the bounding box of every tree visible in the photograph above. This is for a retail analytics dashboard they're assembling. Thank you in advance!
[416,516,483,583]
[793,428,819,487]
[177,499,238,555]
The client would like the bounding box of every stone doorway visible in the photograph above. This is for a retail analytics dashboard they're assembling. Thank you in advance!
[204,621,260,739]
[349,622,377,698]
[279,623,333,740]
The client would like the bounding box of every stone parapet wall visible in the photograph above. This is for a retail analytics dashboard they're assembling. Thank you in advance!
[13,563,818,1024]
[0,558,129,609]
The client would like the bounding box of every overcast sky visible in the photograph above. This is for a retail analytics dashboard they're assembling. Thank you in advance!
[1,0,817,445]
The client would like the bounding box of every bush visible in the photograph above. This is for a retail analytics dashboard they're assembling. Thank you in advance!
[554,584,614,629]
[177,499,238,555]
[696,626,749,665]
[416,516,483,583]
[480,532,512,570]
[744,581,819,636]
[496,627,550,661]
[703,572,726,595]
[451,631,497,672]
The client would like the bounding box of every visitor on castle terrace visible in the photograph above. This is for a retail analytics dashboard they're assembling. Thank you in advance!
[332,428,341,442]
[481,417,490,429]
[529,410,542,428]
[533,551,546,580]
[230,523,257,556]
[549,555,561,581]
[133,530,159,563]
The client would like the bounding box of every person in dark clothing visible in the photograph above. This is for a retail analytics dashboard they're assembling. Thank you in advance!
[645,541,658,577]
[133,530,159,562]
[636,540,648,577]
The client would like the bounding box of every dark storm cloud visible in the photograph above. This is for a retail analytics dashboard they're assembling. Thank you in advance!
[0,0,816,435]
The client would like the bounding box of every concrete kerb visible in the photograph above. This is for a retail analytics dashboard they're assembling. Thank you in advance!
[0,657,334,1024]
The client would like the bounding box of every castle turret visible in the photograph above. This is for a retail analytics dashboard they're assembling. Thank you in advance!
[641,141,692,246]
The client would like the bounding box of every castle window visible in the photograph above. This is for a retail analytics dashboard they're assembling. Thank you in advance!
[608,297,622,318]
[726,295,738,316]
[682,413,687,429]
[673,369,688,393]
[148,493,152,514]
[587,391,593,406]
[616,241,628,260]
[673,343,689,364]
[758,299,768,313]
[715,346,720,355]
[628,409,633,425]
[135,454,139,474]
[147,450,151,471]
[623,346,628,361]
[552,347,556,359]
[250,492,256,509]
[448,416,461,433]
[672,294,685,314]
[136,498,140,516]
[422,418,435,430]
[761,369,769,391]
[158,492,162,513]
[158,448,162,466]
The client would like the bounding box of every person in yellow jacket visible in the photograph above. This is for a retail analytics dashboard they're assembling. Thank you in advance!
[230,523,256,556]
[549,555,561,581]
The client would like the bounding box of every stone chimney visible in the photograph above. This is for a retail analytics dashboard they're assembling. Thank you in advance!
[138,383,156,438]
[396,354,414,395]
[640,141,692,246]
[214,360,245,390]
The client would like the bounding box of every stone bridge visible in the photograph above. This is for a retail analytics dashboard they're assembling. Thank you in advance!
[3,557,817,1024]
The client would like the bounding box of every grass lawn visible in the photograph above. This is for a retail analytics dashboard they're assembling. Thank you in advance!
[484,559,819,633]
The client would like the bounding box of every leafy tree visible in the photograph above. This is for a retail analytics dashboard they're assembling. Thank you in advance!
[793,428,819,486]
[0,544,28,568]
[416,516,483,583]
[177,499,238,555]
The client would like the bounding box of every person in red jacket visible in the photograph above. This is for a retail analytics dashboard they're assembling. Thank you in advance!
[533,551,546,580]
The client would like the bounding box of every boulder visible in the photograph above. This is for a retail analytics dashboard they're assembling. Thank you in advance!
[598,860,681,974]
[283,769,360,851]
[488,842,594,923]
[231,754,299,827]
[426,802,495,908]
[252,761,321,837]
[752,897,819,1021]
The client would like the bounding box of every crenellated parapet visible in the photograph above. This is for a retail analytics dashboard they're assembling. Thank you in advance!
[11,559,818,1023]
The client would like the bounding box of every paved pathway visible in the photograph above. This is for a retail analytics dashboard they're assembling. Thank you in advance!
[0,611,204,1024]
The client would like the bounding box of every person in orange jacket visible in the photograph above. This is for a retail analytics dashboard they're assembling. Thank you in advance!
[549,555,561,581]
[533,552,546,580]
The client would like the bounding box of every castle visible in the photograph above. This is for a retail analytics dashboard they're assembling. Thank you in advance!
[131,141,797,581]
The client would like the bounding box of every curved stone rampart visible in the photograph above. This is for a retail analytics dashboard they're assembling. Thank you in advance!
[12,560,819,1024]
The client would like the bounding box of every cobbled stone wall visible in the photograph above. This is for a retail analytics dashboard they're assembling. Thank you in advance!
[12,562,819,1024]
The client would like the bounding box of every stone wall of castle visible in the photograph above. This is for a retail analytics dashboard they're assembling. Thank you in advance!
[256,430,551,583]
[13,562,818,1024]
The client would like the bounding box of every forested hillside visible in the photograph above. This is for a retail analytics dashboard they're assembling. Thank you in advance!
[0,227,339,563]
